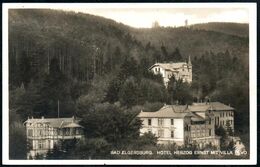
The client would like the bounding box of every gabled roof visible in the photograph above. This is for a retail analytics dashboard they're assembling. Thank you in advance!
[138,105,207,122]
[138,102,234,118]
[149,62,187,71]
[24,116,83,128]
[190,102,234,111]
[210,102,234,111]
[187,105,210,112]
[63,122,84,128]
[138,105,188,118]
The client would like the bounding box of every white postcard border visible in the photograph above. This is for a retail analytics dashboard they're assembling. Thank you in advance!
[2,2,257,165]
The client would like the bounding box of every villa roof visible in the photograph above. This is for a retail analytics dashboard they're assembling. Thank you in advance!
[24,116,83,128]
[149,62,187,71]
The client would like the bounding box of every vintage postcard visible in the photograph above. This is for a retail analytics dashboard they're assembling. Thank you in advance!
[2,3,257,165]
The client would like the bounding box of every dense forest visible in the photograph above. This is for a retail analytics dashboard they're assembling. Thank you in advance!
[8,9,249,159]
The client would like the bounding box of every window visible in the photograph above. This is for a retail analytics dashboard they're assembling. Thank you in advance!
[158,129,164,138]
[209,119,211,125]
[171,119,174,125]
[38,130,44,136]
[148,119,152,126]
[76,128,80,135]
[158,119,164,126]
[65,128,70,136]
[197,130,200,137]
[171,131,174,138]
[38,140,44,149]
[53,129,57,136]
[148,129,152,133]
[202,129,205,137]
[209,129,212,136]
[226,112,228,117]
[28,129,33,137]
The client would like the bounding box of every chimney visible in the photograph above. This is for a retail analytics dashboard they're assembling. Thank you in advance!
[41,116,44,120]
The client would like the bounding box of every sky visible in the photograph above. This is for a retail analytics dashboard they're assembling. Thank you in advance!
[51,5,249,28]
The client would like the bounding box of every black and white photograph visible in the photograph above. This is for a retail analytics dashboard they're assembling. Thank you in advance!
[2,3,257,165]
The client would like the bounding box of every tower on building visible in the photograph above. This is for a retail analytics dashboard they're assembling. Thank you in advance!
[152,21,160,28]
[185,19,188,27]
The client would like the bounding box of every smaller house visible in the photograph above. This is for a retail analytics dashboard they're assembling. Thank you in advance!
[149,57,192,87]
[24,116,84,159]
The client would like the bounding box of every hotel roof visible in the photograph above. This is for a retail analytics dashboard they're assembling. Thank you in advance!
[138,102,234,118]
[149,62,187,71]
[190,102,234,111]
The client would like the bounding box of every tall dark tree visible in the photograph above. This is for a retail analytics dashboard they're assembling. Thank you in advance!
[119,77,139,107]
[80,103,142,145]
[40,57,72,117]
[17,51,32,87]
[118,57,138,80]
[160,45,168,62]
[167,76,193,105]
[169,48,183,62]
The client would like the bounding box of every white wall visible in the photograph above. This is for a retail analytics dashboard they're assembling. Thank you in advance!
[140,118,184,141]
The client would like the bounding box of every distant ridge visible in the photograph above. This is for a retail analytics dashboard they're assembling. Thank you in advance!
[189,22,249,37]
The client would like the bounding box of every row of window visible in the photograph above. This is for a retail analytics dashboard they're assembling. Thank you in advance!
[215,118,233,126]
[148,118,174,126]
[190,129,212,137]
[220,111,233,117]
[154,67,161,72]
[27,128,82,137]
[150,129,174,138]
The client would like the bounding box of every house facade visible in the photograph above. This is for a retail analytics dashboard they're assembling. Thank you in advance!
[24,116,84,159]
[149,57,192,87]
[189,102,235,131]
[138,102,235,148]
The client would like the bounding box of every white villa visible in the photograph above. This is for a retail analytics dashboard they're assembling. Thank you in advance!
[24,116,84,159]
[138,102,235,148]
[149,57,192,87]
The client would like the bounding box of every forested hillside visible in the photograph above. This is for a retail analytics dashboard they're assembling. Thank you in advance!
[9,9,249,159]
